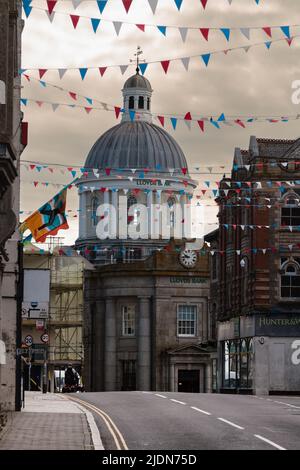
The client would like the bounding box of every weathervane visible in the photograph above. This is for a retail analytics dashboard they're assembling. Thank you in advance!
[130,46,145,74]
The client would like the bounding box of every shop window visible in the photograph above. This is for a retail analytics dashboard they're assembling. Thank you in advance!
[223,338,253,390]
[177,305,197,337]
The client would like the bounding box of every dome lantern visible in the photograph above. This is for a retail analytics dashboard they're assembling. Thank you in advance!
[122,49,153,123]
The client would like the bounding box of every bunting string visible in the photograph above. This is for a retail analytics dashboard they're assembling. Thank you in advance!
[23,3,293,44]
[20,34,300,79]
[20,97,300,131]
[20,159,300,176]
[22,0,264,19]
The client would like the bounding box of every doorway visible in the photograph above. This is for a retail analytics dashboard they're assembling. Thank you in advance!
[178,369,200,393]
[121,360,136,391]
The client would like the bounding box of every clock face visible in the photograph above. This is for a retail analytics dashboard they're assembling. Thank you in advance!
[179,250,198,268]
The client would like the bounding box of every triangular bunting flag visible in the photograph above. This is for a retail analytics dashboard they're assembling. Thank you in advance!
[148,0,158,14]
[200,28,209,41]
[220,28,231,41]
[181,57,190,71]
[114,106,121,119]
[200,0,208,9]
[113,21,122,36]
[240,28,250,40]
[157,116,165,127]
[119,65,128,75]
[91,18,101,33]
[262,27,272,38]
[139,63,148,75]
[39,69,47,79]
[97,0,108,14]
[170,117,177,130]
[99,67,107,77]
[70,15,80,29]
[58,68,67,79]
[46,0,57,15]
[157,25,167,36]
[122,0,133,13]
[197,120,204,132]
[174,0,183,10]
[79,68,88,80]
[136,24,145,32]
[201,53,211,67]
[179,27,188,42]
[161,60,170,74]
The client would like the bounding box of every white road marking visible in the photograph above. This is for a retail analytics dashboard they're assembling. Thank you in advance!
[273,401,300,409]
[155,394,167,399]
[170,399,186,405]
[254,434,286,450]
[142,391,152,394]
[217,418,244,430]
[191,406,211,416]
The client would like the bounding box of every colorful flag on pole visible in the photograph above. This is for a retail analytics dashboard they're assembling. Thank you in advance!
[19,188,69,242]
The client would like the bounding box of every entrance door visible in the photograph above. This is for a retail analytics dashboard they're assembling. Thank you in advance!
[178,370,200,393]
[121,360,136,391]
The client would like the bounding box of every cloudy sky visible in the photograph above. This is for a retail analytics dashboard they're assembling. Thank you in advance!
[21,0,300,244]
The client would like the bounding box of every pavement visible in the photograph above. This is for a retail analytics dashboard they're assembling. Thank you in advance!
[76,391,300,451]
[0,392,103,450]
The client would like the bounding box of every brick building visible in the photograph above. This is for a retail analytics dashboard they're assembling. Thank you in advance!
[0,0,25,422]
[206,136,300,395]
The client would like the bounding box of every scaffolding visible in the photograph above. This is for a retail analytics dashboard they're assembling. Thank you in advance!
[23,241,84,368]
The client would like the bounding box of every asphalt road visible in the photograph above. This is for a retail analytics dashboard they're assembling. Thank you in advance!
[70,392,300,451]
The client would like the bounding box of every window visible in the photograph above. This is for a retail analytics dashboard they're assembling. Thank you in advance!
[127,195,138,225]
[167,197,176,227]
[129,96,134,109]
[281,197,300,226]
[281,262,300,298]
[223,338,253,390]
[177,305,197,336]
[147,98,150,110]
[138,96,144,109]
[122,305,136,336]
[91,197,98,226]
[212,254,217,280]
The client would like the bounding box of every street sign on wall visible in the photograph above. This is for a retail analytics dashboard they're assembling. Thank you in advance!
[22,269,50,319]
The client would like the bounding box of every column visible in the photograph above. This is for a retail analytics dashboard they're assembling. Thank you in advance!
[138,297,151,391]
[111,190,118,239]
[103,189,110,239]
[205,364,212,393]
[180,194,186,240]
[147,190,153,239]
[104,298,117,391]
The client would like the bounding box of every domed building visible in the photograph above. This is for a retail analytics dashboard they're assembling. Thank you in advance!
[76,68,197,263]
[77,70,216,393]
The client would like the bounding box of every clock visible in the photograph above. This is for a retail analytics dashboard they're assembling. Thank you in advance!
[179,249,198,268]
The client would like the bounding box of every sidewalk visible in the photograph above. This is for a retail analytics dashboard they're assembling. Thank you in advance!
[0,392,103,450]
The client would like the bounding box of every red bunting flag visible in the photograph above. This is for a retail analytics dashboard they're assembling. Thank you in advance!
[235,119,246,128]
[136,24,145,32]
[200,28,209,41]
[200,0,208,9]
[161,60,170,74]
[99,67,107,77]
[47,0,57,15]
[30,165,36,170]
[122,0,133,13]
[114,106,121,119]
[157,116,165,127]
[286,38,293,46]
[197,120,204,132]
[262,27,272,38]
[39,69,47,79]
[184,112,192,120]
[84,107,92,114]
[105,168,111,176]
[69,92,77,100]
[181,167,188,175]
[70,14,80,29]
[36,101,43,107]
[34,182,39,187]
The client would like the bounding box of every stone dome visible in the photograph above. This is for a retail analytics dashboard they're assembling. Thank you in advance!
[84,121,188,170]
[123,72,152,92]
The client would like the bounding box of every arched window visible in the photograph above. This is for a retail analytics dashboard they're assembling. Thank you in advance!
[167,197,176,227]
[127,195,138,225]
[138,96,144,109]
[281,261,300,298]
[92,196,99,226]
[281,195,300,226]
[147,97,150,110]
[129,96,134,110]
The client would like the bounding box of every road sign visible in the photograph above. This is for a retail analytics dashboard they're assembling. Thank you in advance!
[41,333,49,344]
[24,335,33,347]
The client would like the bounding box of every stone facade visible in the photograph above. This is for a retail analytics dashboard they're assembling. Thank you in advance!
[0,0,25,421]
[83,242,217,392]
[206,136,300,395]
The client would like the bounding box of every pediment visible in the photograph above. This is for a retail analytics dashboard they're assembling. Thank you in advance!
[167,343,211,355]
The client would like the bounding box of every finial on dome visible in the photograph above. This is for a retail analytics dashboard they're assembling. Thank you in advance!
[130,46,145,74]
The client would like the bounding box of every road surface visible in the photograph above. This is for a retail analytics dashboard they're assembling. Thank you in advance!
[68,392,300,450]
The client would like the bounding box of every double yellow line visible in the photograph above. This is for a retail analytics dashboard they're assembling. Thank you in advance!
[67,395,128,450]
